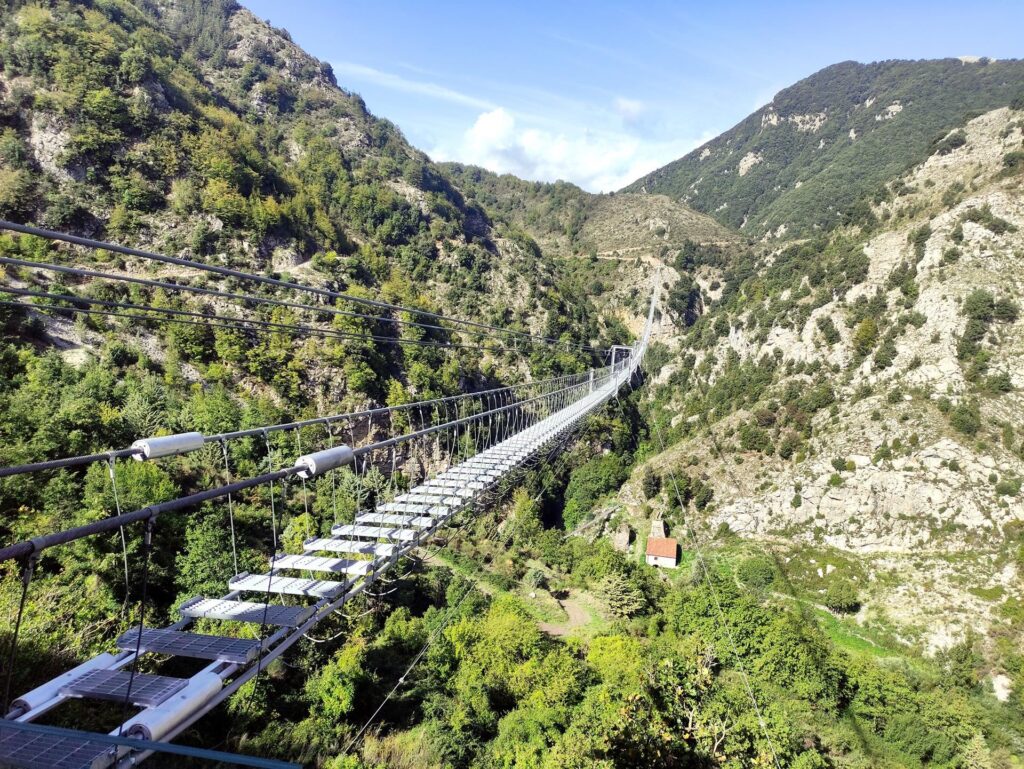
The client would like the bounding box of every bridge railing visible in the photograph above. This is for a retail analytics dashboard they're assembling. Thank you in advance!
[0,359,635,566]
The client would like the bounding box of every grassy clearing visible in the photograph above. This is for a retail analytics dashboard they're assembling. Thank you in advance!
[810,607,901,658]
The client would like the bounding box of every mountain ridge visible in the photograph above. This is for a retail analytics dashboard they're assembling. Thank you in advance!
[624,57,1024,237]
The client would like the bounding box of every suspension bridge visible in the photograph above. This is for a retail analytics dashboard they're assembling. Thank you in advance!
[0,222,657,768]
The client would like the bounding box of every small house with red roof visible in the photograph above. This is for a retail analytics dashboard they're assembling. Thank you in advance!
[646,536,678,568]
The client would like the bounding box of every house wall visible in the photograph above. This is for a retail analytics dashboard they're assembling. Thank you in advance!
[646,555,677,569]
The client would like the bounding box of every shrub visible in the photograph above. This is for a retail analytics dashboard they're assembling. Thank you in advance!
[993,297,1020,322]
[1003,150,1024,173]
[933,130,967,156]
[874,339,897,369]
[982,372,1013,394]
[995,478,1021,497]
[594,573,647,617]
[852,317,878,356]
[692,480,714,511]
[640,466,661,499]
[738,556,777,589]
[816,315,841,345]
[949,400,982,436]
[961,205,1016,235]
[908,224,932,259]
[524,568,546,589]
[777,432,801,460]
[738,422,773,453]
[824,580,860,613]
[563,455,629,530]
[957,318,987,359]
[963,289,995,322]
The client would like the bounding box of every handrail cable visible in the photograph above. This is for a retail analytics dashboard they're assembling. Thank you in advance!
[0,220,600,352]
[0,255,562,346]
[0,372,609,564]
[0,369,589,478]
[0,290,512,352]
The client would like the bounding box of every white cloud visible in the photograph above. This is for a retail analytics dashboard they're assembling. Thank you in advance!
[613,97,646,123]
[434,107,705,193]
[331,61,496,111]
[327,60,705,192]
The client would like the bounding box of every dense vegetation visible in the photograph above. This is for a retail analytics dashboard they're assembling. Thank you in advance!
[0,0,620,358]
[442,163,597,255]
[0,2,1022,768]
[626,58,1024,235]
[227,510,1022,769]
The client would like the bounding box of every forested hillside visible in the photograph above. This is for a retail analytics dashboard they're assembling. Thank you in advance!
[625,58,1024,237]
[1,3,1023,768]
[443,161,736,258]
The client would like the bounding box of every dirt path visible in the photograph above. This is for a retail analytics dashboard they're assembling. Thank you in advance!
[538,592,590,637]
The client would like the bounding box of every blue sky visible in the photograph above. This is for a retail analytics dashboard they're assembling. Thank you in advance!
[242,0,1023,192]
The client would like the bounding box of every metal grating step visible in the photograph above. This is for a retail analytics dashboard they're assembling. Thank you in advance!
[179,597,313,627]
[330,525,420,541]
[355,513,436,527]
[443,466,502,475]
[272,553,375,575]
[435,472,498,483]
[396,493,461,506]
[229,572,347,598]
[115,627,259,664]
[419,484,477,498]
[0,725,113,769]
[305,537,398,556]
[424,479,486,490]
[377,501,448,515]
[436,468,495,478]
[59,669,187,708]
[458,461,512,471]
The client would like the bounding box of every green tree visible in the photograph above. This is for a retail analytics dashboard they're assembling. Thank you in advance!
[852,317,879,356]
[594,573,646,617]
[963,289,995,322]
[306,638,368,720]
[949,400,982,436]
[640,466,661,499]
[824,580,860,613]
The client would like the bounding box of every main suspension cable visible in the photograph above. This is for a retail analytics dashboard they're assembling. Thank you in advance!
[0,255,549,346]
[0,220,600,352]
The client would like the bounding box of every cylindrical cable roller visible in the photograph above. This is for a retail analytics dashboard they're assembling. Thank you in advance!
[131,432,205,460]
[295,445,354,478]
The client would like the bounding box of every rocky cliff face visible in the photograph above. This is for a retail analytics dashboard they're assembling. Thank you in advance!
[623,105,1024,654]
